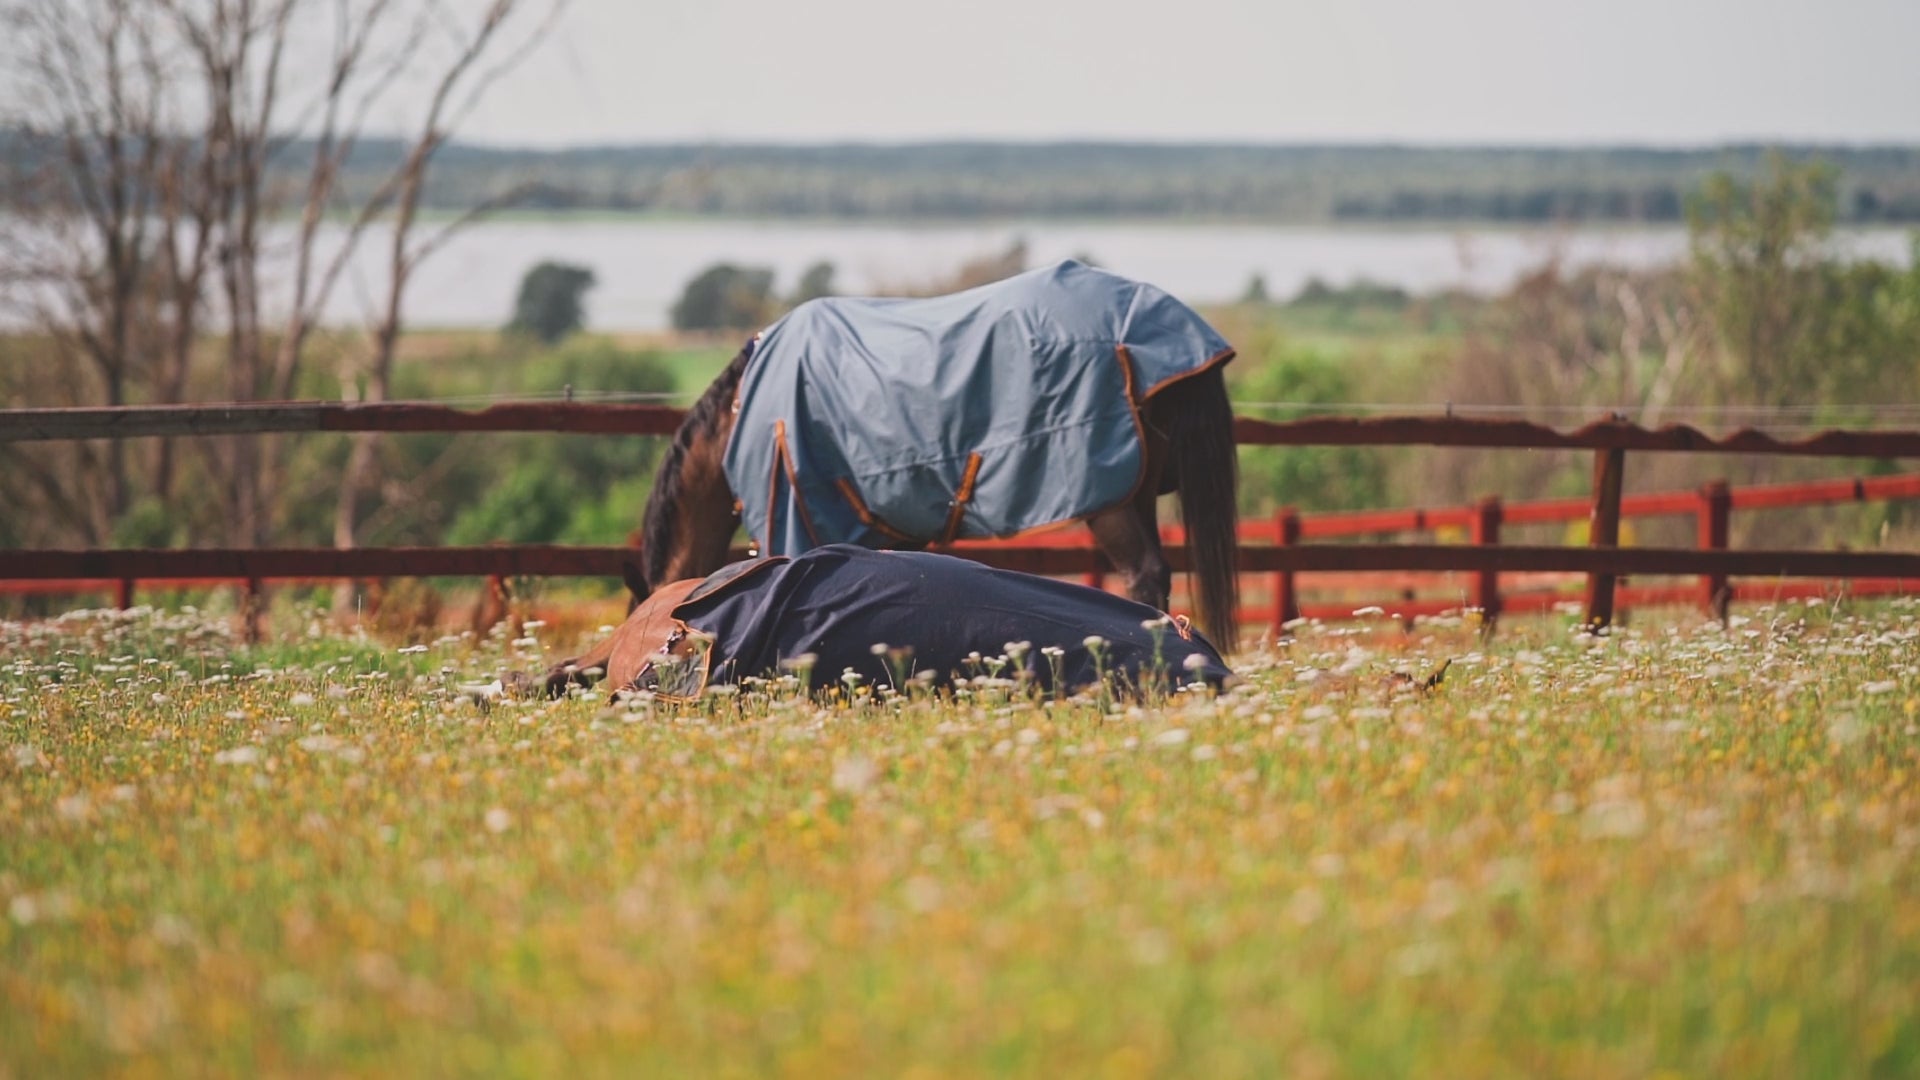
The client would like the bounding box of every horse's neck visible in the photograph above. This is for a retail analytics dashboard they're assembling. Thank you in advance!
[660,415,739,581]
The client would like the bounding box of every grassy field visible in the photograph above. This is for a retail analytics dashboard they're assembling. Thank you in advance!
[4,601,1918,1077]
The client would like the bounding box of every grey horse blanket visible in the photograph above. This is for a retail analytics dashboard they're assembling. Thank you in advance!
[724,260,1234,556]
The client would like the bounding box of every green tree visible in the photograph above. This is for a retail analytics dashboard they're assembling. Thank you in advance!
[443,466,577,547]
[790,261,837,307]
[1783,236,1920,443]
[1687,155,1838,406]
[1239,273,1271,305]
[949,239,1028,291]
[1231,335,1390,514]
[1690,155,1920,418]
[506,261,598,344]
[671,263,777,332]
[903,239,1030,296]
[443,340,678,546]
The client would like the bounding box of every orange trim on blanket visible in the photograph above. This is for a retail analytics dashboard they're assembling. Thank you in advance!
[1112,343,1154,508]
[762,423,782,554]
[938,452,985,544]
[681,555,789,606]
[772,420,822,549]
[938,511,1106,546]
[834,478,918,543]
[1138,346,1237,402]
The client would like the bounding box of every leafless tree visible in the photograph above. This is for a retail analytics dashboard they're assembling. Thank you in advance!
[1415,259,1712,530]
[0,0,565,549]
[331,0,559,556]
[1,0,179,541]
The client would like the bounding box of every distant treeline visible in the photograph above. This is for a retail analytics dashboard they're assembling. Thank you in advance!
[338,142,1920,223]
[5,134,1920,223]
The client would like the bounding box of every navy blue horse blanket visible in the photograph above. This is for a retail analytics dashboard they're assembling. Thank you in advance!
[724,260,1234,556]
[661,546,1232,696]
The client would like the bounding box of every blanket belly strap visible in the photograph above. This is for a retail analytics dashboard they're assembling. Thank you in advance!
[834,478,918,544]
[771,420,822,550]
[939,452,985,545]
[1116,343,1140,406]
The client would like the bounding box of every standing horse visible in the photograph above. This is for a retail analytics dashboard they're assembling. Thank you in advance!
[636,260,1242,650]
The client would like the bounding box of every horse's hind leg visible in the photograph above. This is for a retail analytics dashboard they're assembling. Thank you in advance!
[1087,499,1171,613]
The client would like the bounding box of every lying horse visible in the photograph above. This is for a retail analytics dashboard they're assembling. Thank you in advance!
[535,545,1233,699]
[637,260,1242,650]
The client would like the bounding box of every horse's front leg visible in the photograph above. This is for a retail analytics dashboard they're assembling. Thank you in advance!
[531,627,621,699]
[1086,499,1171,613]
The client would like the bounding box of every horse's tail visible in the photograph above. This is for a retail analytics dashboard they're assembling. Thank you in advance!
[1162,364,1240,652]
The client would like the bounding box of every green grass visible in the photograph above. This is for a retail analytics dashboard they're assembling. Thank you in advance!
[4,602,1918,1076]
[657,343,740,394]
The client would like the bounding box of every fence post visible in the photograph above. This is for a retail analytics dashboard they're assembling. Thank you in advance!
[243,577,264,644]
[1074,526,1104,591]
[115,578,135,610]
[1471,496,1502,632]
[1272,506,1301,639]
[1584,445,1627,631]
[472,574,511,637]
[1697,480,1732,623]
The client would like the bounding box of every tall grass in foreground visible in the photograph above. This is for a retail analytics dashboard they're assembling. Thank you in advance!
[3,602,1917,1077]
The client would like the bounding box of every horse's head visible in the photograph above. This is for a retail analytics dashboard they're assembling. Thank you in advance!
[530,576,704,698]
[595,576,704,690]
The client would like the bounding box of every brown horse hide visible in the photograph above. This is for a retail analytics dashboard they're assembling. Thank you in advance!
[531,578,701,697]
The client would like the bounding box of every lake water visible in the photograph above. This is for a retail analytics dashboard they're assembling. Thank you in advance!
[6,216,1911,333]
[347,219,1911,333]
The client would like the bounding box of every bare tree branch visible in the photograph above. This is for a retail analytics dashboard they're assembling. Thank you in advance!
[335,0,563,554]
[0,445,94,539]
[3,0,572,551]
[406,180,534,269]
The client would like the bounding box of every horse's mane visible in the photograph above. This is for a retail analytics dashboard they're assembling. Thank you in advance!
[639,340,753,589]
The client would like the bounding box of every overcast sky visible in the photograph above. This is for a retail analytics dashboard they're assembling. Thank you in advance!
[453,0,1920,147]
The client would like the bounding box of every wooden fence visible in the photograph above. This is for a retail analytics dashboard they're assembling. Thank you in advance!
[5,401,1920,636]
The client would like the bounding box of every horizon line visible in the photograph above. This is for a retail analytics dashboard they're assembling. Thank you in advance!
[410,134,1920,155]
